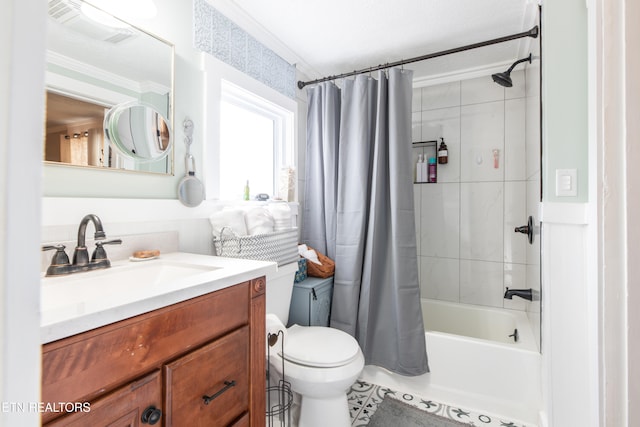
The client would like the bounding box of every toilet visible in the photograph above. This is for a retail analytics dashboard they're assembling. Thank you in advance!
[265,263,364,427]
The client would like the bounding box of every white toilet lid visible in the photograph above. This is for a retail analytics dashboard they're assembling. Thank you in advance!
[279,325,361,368]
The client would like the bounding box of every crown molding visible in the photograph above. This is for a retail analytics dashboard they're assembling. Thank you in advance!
[46,50,170,95]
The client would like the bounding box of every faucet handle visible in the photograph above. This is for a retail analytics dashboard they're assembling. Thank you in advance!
[42,245,72,276]
[42,244,71,266]
[514,215,534,244]
[91,239,122,262]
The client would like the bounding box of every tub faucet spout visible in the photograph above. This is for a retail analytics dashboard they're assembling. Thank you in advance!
[504,287,533,301]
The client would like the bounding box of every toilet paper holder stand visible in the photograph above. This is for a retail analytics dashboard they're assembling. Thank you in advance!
[266,330,293,426]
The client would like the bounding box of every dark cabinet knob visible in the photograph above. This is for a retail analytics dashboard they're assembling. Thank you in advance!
[141,406,162,425]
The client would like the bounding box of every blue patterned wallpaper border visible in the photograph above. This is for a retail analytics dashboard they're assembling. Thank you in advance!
[193,0,296,99]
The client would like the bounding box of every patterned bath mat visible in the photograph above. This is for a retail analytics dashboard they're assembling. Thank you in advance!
[347,380,531,427]
[368,397,471,426]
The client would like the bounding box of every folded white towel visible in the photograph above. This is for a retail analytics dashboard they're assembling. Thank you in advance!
[245,207,275,235]
[209,210,248,237]
[267,201,292,231]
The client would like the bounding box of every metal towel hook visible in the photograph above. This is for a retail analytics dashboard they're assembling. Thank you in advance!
[183,117,194,156]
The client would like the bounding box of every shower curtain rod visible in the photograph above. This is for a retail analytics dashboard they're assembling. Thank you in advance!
[297,26,539,89]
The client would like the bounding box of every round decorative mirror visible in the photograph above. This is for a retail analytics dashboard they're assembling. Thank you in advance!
[104,101,172,163]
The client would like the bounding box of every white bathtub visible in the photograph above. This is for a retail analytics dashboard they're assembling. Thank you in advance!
[422,298,541,423]
[423,298,537,349]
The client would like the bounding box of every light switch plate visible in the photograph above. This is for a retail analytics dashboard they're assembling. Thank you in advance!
[556,169,578,197]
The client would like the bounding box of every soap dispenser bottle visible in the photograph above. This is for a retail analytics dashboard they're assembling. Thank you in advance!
[437,138,448,164]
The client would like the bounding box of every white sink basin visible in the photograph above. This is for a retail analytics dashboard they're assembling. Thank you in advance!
[40,251,278,344]
[41,260,219,312]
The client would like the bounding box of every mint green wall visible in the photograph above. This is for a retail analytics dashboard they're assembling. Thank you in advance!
[141,92,170,118]
[47,63,141,99]
[542,0,589,202]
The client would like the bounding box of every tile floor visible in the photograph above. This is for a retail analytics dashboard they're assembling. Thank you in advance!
[266,374,535,427]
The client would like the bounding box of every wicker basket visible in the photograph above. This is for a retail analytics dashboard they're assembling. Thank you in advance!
[305,246,335,278]
[213,227,298,267]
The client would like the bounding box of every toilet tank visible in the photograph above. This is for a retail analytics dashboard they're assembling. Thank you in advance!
[265,262,298,325]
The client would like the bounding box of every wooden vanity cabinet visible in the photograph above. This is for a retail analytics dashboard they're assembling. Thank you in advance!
[41,277,266,427]
[45,370,162,427]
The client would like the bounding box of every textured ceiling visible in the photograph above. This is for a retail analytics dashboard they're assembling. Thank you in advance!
[210,0,539,81]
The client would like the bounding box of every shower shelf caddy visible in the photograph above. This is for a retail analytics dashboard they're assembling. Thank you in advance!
[412,140,440,184]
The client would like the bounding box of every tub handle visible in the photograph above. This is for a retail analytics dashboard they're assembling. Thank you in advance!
[514,216,534,244]
[508,328,519,342]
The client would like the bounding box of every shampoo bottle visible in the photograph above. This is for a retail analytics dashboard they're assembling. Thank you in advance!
[416,154,423,183]
[428,157,437,183]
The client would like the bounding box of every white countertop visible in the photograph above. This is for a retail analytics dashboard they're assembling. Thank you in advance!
[40,252,277,344]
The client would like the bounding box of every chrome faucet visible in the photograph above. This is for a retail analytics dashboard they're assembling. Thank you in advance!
[503,287,534,301]
[42,214,122,276]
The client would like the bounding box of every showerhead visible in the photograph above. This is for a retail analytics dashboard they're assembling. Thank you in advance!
[491,53,532,88]
[492,72,513,87]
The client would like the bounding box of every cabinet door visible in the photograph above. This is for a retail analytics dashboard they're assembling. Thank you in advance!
[45,370,162,427]
[309,283,333,326]
[165,326,249,427]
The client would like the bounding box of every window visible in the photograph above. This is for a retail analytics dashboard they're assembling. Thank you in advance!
[219,81,294,201]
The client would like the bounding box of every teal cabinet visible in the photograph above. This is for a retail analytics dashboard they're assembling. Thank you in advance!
[287,277,334,327]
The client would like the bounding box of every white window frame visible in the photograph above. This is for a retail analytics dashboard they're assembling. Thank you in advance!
[220,81,294,199]
[202,55,297,201]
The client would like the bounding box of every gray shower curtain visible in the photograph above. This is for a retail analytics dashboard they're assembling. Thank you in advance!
[301,82,340,259]
[302,68,428,376]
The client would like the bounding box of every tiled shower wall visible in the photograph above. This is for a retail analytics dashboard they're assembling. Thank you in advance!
[412,68,541,327]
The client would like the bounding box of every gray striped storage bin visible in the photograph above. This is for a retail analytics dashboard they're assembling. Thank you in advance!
[213,227,298,266]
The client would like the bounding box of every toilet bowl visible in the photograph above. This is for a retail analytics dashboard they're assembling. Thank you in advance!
[265,262,364,427]
[268,325,364,427]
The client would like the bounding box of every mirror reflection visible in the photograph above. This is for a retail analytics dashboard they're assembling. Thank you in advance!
[44,0,174,174]
[44,92,107,167]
